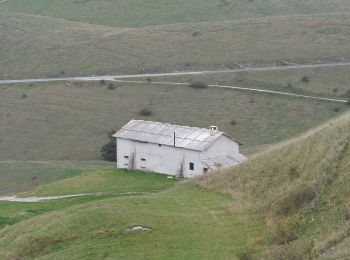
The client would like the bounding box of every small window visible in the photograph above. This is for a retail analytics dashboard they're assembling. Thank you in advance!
[189,162,194,171]
[158,144,162,147]
[124,156,129,159]
[203,168,208,173]
[141,158,146,161]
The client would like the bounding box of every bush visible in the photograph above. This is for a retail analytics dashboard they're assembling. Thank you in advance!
[345,90,350,98]
[301,76,310,83]
[107,83,115,90]
[276,186,316,216]
[192,31,199,37]
[139,108,152,116]
[101,130,116,162]
[22,94,27,99]
[189,82,208,89]
[263,240,315,259]
[333,107,341,112]
[269,218,299,245]
[100,79,106,85]
[287,167,300,180]
[230,119,237,126]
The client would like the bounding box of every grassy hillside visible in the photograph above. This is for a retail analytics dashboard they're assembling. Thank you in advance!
[0,81,345,160]
[0,161,112,195]
[2,10,350,79]
[0,168,177,232]
[3,112,350,258]
[22,168,177,196]
[153,65,350,98]
[197,112,350,258]
[3,0,350,27]
[0,183,260,259]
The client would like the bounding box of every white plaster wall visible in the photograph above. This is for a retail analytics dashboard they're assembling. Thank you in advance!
[116,138,202,178]
[202,135,239,159]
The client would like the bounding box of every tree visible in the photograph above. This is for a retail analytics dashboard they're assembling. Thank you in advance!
[101,129,116,161]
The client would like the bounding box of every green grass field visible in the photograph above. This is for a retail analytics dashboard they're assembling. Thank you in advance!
[0,81,346,160]
[0,169,260,259]
[152,65,350,98]
[0,161,112,195]
[23,168,177,196]
[3,0,350,27]
[2,10,350,79]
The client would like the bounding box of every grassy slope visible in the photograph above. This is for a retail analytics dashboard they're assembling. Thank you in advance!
[0,81,345,160]
[3,0,350,27]
[23,168,177,196]
[196,112,350,258]
[0,161,112,195]
[153,65,350,98]
[0,184,260,259]
[2,11,350,79]
[0,168,177,231]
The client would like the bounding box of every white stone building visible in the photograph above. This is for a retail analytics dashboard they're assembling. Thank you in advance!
[113,120,247,178]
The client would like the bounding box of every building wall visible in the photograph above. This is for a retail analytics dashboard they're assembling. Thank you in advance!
[201,135,239,159]
[116,138,203,178]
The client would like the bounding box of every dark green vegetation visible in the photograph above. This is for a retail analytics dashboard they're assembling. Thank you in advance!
[197,112,350,258]
[100,130,116,162]
[0,161,112,195]
[0,81,346,160]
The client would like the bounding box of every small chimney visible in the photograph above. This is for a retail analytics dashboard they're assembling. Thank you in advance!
[209,126,218,135]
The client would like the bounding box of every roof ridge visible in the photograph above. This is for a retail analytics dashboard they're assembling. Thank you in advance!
[128,119,224,134]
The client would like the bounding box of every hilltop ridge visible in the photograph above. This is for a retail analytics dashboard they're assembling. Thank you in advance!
[197,111,350,258]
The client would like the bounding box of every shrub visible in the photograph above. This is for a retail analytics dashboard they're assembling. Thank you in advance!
[107,83,115,90]
[287,167,300,180]
[60,70,65,75]
[263,240,315,259]
[146,78,152,84]
[333,107,341,112]
[276,186,316,216]
[100,79,106,85]
[333,88,339,94]
[269,218,299,245]
[230,119,237,126]
[301,76,310,83]
[192,31,199,37]
[22,94,27,99]
[346,90,350,98]
[189,82,208,89]
[287,83,293,88]
[139,108,152,116]
[101,130,116,162]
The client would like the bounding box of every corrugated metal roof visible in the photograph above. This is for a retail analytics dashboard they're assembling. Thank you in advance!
[113,120,241,151]
[201,154,247,169]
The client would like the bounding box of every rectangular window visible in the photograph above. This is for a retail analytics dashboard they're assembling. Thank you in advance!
[203,168,208,173]
[141,158,146,161]
[124,155,129,159]
[189,162,194,171]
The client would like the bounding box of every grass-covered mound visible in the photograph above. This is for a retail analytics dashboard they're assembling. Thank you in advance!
[197,112,350,258]
[0,183,260,259]
[23,168,177,196]
[0,161,112,195]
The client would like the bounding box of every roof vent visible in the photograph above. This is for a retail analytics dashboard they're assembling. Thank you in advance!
[209,126,218,135]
